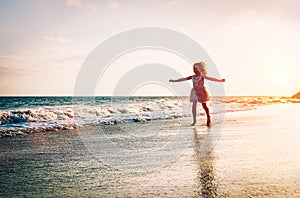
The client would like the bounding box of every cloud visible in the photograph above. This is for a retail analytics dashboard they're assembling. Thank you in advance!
[0,53,39,77]
[110,0,120,9]
[43,35,71,44]
[87,5,96,12]
[64,0,82,8]
[0,47,86,74]
[54,55,86,64]
[0,48,86,95]
[63,0,96,12]
[167,0,178,6]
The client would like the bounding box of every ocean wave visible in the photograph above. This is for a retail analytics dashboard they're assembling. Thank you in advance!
[0,110,190,137]
[0,99,191,137]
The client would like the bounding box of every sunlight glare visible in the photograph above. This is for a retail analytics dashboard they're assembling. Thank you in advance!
[274,73,288,87]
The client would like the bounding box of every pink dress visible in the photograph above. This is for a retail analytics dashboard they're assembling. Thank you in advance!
[190,75,210,103]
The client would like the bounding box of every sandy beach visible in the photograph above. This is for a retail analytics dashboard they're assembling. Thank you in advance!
[212,104,300,197]
[1,103,299,197]
[105,104,300,197]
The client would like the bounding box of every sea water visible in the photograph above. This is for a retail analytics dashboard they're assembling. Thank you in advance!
[0,96,299,137]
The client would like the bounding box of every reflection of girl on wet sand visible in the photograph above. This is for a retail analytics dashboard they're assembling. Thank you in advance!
[193,128,218,197]
[169,62,225,127]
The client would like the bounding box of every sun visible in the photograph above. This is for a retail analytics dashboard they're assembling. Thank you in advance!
[266,52,292,88]
[273,73,288,87]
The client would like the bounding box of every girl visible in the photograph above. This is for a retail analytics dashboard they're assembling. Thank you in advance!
[169,62,225,127]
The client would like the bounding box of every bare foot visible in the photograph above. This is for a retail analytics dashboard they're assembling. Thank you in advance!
[191,122,196,126]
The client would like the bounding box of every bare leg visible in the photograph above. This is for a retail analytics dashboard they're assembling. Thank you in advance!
[202,103,210,127]
[191,101,197,126]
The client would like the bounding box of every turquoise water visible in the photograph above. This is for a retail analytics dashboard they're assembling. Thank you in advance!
[0,96,166,110]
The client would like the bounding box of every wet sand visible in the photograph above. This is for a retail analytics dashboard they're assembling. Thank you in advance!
[213,104,300,197]
[1,104,299,197]
[112,104,300,197]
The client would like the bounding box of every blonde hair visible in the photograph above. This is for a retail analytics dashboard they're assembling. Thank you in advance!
[194,62,207,76]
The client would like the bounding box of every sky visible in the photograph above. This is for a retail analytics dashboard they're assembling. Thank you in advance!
[0,0,299,96]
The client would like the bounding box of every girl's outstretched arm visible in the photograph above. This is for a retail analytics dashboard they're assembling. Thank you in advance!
[169,76,192,82]
[204,76,225,82]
